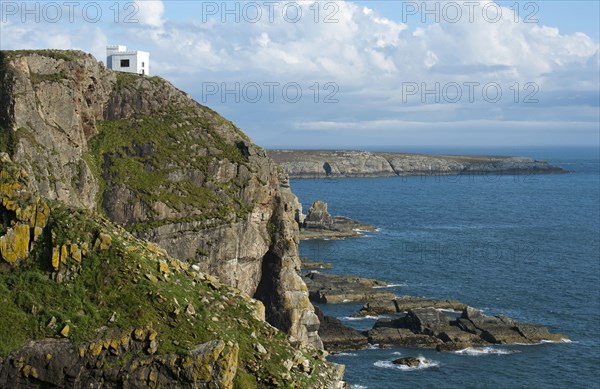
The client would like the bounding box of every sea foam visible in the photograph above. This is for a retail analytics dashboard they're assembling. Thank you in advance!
[453,347,516,356]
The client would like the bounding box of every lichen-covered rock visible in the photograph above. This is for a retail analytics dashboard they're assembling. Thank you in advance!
[0,152,51,266]
[0,224,30,264]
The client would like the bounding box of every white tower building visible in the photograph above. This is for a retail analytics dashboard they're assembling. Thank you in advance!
[106,45,150,76]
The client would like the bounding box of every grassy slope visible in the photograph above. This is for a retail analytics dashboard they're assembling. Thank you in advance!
[0,160,325,387]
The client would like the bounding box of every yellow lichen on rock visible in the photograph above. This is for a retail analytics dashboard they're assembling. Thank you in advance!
[60,244,68,264]
[0,224,31,265]
[94,233,112,251]
[60,325,70,337]
[158,261,170,274]
[51,247,60,270]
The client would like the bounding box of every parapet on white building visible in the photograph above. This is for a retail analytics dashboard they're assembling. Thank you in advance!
[106,45,150,76]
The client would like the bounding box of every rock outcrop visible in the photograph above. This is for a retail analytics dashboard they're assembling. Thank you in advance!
[300,201,376,240]
[303,272,395,303]
[0,50,320,349]
[0,154,346,388]
[356,296,467,317]
[268,149,567,178]
[314,307,368,353]
[366,307,566,351]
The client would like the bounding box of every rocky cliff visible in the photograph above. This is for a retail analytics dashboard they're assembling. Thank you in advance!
[0,50,320,355]
[0,153,345,388]
[268,149,567,178]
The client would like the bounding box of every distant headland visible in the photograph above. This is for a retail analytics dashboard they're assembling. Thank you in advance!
[267,149,567,179]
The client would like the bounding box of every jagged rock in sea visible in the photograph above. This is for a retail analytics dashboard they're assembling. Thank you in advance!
[0,49,321,350]
[304,201,334,227]
[299,200,376,240]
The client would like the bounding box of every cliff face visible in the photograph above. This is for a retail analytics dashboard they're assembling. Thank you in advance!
[0,154,344,388]
[0,50,320,349]
[268,149,567,178]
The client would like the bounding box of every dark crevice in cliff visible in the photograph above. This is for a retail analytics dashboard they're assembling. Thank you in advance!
[253,249,291,333]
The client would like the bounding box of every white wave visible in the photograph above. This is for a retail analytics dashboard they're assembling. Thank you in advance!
[351,385,368,389]
[453,347,516,356]
[374,356,439,371]
[541,338,573,344]
[342,299,351,303]
[392,351,402,355]
[435,308,462,313]
[336,352,358,357]
[373,283,406,289]
[368,343,380,349]
[375,228,381,232]
[513,338,574,346]
[342,315,383,321]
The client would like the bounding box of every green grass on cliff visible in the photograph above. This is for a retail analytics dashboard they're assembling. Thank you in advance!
[85,105,252,231]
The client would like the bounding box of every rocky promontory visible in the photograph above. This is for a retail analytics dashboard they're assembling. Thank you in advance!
[0,50,345,387]
[268,149,567,179]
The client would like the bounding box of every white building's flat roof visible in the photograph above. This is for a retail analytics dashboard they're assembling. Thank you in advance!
[110,51,149,56]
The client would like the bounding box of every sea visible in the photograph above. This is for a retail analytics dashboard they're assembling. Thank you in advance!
[291,146,600,389]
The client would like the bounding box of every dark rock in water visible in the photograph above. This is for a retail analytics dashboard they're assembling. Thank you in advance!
[357,296,466,317]
[367,327,443,348]
[364,306,567,350]
[357,300,399,316]
[393,357,427,367]
[399,308,452,336]
[314,307,369,352]
[303,272,395,303]
[300,257,333,270]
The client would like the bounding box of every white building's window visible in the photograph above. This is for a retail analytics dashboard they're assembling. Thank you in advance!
[142,62,145,67]
[121,59,130,67]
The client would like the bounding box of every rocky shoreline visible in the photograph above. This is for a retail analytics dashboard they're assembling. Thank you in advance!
[269,149,568,179]
[302,271,567,354]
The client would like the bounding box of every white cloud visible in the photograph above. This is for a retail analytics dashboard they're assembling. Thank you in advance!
[134,0,164,27]
[0,0,598,147]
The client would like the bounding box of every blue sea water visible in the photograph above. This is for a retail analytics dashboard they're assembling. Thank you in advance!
[291,147,600,389]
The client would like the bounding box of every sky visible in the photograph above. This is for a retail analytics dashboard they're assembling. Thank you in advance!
[1,0,599,149]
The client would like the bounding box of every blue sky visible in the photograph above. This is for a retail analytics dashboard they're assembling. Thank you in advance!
[1,1,599,149]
